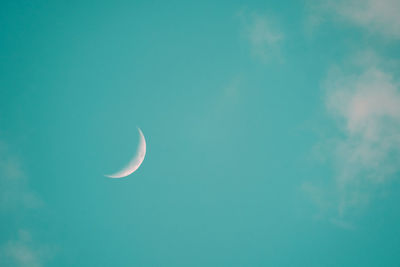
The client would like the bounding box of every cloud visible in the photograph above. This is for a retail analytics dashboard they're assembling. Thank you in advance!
[0,141,42,211]
[0,230,50,267]
[327,67,400,213]
[304,52,400,224]
[308,0,400,38]
[0,140,53,265]
[239,10,284,61]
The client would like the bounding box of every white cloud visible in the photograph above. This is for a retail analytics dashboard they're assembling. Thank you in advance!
[239,11,284,61]
[0,141,42,211]
[0,141,53,265]
[1,230,50,267]
[335,0,400,38]
[304,53,400,223]
[308,0,400,38]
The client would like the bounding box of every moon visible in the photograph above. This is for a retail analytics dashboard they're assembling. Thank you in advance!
[105,128,146,178]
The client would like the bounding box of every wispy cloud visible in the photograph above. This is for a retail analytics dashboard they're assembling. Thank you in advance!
[0,140,53,265]
[239,10,284,61]
[303,52,400,225]
[0,141,42,211]
[0,230,51,267]
[307,0,400,38]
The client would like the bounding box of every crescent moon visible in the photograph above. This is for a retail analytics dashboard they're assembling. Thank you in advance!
[105,128,146,178]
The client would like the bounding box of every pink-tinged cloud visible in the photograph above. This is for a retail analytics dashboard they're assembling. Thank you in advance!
[303,54,400,223]
[327,68,400,140]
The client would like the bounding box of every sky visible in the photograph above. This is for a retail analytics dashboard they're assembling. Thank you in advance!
[1,0,400,266]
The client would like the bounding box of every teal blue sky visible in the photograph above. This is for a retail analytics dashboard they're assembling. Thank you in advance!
[2,1,400,266]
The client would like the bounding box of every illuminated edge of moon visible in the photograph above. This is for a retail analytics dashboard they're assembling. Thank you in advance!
[105,128,146,178]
